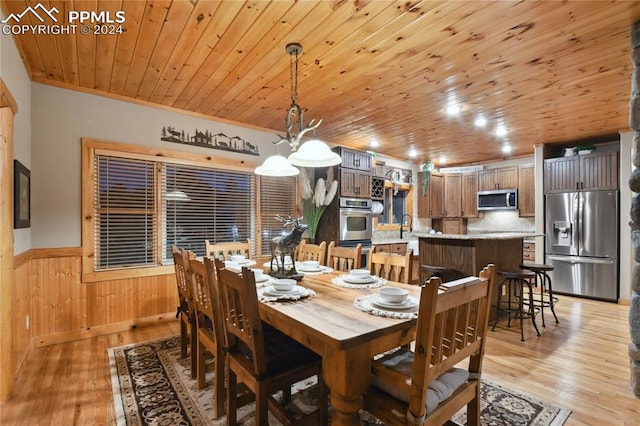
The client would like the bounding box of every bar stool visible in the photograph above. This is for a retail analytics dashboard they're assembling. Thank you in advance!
[421,264,468,284]
[492,269,541,341]
[520,263,559,327]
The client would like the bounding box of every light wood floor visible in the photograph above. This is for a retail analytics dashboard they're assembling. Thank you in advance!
[0,295,637,425]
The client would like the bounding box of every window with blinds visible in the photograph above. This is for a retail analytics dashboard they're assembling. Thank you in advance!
[90,147,296,272]
[95,156,156,269]
[258,175,298,255]
[163,163,255,261]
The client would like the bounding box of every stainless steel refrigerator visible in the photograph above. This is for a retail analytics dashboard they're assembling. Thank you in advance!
[545,190,619,301]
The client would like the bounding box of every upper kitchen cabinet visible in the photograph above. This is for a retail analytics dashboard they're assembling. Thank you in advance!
[444,174,462,217]
[418,172,444,218]
[340,168,372,198]
[478,166,518,191]
[544,151,618,193]
[518,165,535,217]
[336,147,372,172]
[334,147,373,198]
[461,172,479,218]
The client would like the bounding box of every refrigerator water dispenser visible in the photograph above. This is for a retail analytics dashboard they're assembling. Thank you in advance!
[552,221,572,247]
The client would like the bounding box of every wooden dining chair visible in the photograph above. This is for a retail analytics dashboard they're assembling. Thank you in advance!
[363,264,495,426]
[171,246,197,378]
[205,238,252,260]
[189,257,226,418]
[326,241,362,271]
[368,250,413,284]
[213,259,328,425]
[296,239,327,265]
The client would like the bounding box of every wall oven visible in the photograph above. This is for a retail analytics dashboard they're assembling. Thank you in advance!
[339,197,373,246]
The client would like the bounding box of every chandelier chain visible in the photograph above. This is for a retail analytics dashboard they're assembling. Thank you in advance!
[290,47,298,104]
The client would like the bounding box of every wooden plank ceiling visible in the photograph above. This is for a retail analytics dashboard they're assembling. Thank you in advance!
[2,0,640,166]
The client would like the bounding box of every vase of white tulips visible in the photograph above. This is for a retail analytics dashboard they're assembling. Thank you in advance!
[299,167,338,243]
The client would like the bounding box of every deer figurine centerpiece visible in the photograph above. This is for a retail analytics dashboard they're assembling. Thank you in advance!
[268,215,308,280]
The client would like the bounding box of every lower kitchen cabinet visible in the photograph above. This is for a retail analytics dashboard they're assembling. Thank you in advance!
[523,241,535,262]
[373,242,408,255]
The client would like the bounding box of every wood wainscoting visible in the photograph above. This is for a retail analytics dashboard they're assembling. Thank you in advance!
[12,247,177,371]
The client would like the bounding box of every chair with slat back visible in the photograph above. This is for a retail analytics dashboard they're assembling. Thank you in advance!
[189,257,226,418]
[363,264,495,426]
[326,241,362,271]
[368,250,413,284]
[213,259,328,425]
[296,240,327,265]
[205,239,252,260]
[171,246,197,378]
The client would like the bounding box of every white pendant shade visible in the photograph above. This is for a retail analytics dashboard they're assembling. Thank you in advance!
[288,139,342,167]
[254,154,300,176]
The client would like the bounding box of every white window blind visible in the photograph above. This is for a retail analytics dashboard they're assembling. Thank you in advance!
[94,155,157,270]
[90,145,296,271]
[258,176,297,255]
[163,163,255,260]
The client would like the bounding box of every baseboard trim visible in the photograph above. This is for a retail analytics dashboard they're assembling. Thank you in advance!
[34,313,177,347]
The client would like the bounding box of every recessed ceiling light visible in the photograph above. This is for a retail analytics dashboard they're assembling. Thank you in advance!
[445,104,462,116]
[502,144,512,154]
[408,148,417,158]
[369,138,379,148]
[474,116,487,127]
[495,124,508,137]
[439,155,447,164]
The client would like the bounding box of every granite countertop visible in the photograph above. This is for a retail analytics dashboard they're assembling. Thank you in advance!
[415,232,539,240]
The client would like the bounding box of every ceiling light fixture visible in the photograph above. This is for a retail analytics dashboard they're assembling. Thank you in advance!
[495,124,508,137]
[255,42,341,176]
[474,116,487,127]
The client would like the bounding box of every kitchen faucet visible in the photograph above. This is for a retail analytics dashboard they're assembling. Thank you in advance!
[400,213,413,239]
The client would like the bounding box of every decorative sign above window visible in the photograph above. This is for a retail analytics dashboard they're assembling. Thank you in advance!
[160,126,259,156]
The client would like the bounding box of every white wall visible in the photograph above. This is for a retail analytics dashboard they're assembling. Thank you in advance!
[1,17,32,255]
[30,83,287,248]
[620,131,633,299]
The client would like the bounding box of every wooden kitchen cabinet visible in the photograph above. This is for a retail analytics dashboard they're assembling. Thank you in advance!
[432,217,467,234]
[523,241,535,262]
[544,151,618,193]
[478,166,518,191]
[518,165,535,217]
[444,173,461,217]
[425,172,444,218]
[340,168,372,198]
[373,242,408,255]
[337,147,372,171]
[461,172,478,218]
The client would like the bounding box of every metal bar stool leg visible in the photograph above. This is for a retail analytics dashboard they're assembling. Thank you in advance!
[525,278,541,338]
[545,271,560,323]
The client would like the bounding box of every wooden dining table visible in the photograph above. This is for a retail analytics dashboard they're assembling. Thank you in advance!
[257,271,421,426]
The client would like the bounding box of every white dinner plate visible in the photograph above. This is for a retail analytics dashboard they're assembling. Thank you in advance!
[262,285,305,297]
[372,296,418,310]
[255,275,270,283]
[298,266,322,272]
[342,274,376,284]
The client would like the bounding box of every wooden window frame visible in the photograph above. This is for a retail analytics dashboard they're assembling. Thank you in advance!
[374,182,414,231]
[81,138,297,282]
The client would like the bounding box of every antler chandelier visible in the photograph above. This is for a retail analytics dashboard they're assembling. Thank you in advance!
[255,42,341,176]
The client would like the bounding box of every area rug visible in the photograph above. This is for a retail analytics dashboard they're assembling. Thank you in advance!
[109,336,571,425]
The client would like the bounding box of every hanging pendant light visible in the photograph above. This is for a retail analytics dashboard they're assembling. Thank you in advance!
[255,42,341,176]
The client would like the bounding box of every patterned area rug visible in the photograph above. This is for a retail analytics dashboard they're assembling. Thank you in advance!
[109,336,571,425]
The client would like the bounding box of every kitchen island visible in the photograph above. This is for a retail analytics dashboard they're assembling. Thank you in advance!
[418,232,536,281]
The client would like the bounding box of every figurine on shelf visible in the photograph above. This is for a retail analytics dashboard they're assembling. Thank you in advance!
[269,216,308,280]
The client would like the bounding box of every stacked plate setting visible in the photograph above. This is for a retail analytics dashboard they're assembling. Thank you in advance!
[297,260,322,272]
[342,268,377,284]
[262,278,306,297]
[371,287,418,310]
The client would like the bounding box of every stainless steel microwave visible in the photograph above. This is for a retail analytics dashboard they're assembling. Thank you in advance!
[477,189,518,211]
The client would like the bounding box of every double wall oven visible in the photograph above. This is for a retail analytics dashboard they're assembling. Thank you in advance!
[338,197,373,247]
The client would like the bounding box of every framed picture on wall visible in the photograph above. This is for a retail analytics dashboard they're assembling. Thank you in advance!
[14,159,30,229]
